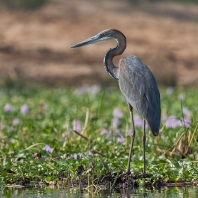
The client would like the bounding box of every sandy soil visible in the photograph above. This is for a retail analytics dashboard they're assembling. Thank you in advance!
[0,0,198,86]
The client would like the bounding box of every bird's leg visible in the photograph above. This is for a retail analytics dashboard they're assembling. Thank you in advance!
[126,103,136,174]
[143,119,146,174]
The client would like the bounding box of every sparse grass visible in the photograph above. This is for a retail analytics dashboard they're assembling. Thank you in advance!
[0,80,198,188]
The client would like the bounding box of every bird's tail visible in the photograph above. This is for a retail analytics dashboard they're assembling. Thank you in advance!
[152,130,159,136]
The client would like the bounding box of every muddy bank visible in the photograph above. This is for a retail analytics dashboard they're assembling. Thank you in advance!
[0,0,198,86]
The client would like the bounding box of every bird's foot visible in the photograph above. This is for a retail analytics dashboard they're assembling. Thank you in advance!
[137,172,150,179]
[118,171,150,179]
[115,171,137,189]
[118,171,131,179]
[114,171,151,189]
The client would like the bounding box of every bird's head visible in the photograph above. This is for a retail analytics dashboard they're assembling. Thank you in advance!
[70,29,125,48]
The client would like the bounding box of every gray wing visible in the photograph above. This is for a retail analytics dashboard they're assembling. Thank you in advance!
[118,56,161,135]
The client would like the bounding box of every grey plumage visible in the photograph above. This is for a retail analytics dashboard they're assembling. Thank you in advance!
[71,29,161,174]
[118,55,161,135]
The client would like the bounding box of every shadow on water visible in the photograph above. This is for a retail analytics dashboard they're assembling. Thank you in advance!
[1,186,198,198]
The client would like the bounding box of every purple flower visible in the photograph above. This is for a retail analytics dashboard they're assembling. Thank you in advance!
[75,84,89,95]
[178,93,185,101]
[72,153,78,160]
[73,120,81,132]
[128,129,133,136]
[43,145,53,153]
[4,104,13,112]
[43,104,48,110]
[117,136,125,143]
[134,114,143,127]
[88,84,101,95]
[20,104,29,114]
[74,84,101,95]
[71,153,83,159]
[62,131,71,138]
[112,117,120,128]
[62,124,71,138]
[182,116,191,128]
[166,86,174,95]
[113,108,123,118]
[101,128,109,135]
[12,118,19,125]
[165,116,182,128]
[165,115,191,129]
[86,150,93,156]
[162,113,168,121]
[182,107,191,117]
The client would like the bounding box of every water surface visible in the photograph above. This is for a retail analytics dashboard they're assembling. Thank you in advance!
[1,186,198,197]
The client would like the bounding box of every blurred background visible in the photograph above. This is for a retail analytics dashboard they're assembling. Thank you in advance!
[0,0,198,87]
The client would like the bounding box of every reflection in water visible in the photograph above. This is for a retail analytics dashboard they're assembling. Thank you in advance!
[0,186,198,198]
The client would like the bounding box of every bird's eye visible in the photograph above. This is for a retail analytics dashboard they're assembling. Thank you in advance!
[101,33,106,36]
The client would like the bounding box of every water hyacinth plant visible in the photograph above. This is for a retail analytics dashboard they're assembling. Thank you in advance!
[20,104,29,114]
[0,81,198,187]
[4,103,13,112]
[43,144,53,154]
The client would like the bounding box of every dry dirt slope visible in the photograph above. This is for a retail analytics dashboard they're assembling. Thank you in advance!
[0,0,198,86]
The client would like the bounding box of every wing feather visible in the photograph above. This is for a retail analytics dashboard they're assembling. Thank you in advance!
[118,56,161,134]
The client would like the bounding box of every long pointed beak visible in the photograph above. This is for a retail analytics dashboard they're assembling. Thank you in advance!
[70,34,101,48]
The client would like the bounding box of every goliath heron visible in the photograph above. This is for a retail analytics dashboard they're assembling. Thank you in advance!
[70,29,161,174]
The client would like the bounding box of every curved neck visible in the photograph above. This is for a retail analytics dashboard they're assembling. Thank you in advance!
[103,32,126,80]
